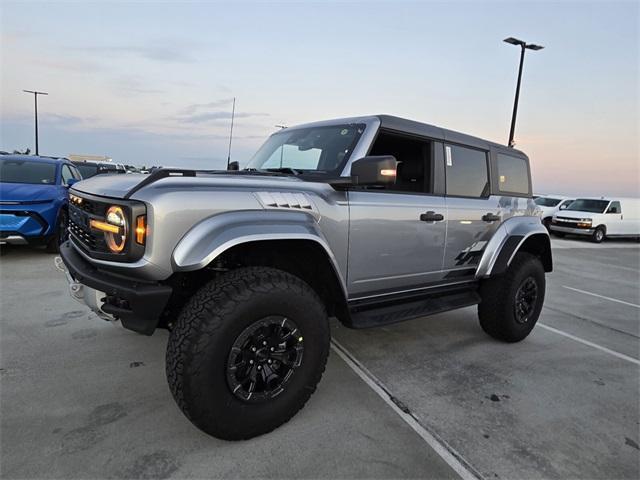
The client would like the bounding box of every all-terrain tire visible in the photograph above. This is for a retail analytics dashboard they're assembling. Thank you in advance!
[478,252,545,343]
[46,209,68,253]
[166,266,330,440]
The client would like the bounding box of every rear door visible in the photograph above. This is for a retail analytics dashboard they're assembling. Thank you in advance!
[442,144,501,276]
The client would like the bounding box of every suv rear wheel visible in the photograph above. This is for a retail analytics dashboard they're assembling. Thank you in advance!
[477,252,545,342]
[166,266,330,440]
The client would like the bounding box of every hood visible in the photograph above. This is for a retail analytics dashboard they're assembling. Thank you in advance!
[71,171,306,200]
[554,210,598,219]
[0,182,59,203]
[71,174,145,199]
[536,205,556,216]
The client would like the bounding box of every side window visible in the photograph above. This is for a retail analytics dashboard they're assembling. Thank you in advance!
[70,165,82,179]
[496,153,530,195]
[607,201,621,214]
[61,165,74,185]
[445,145,489,197]
[368,131,431,193]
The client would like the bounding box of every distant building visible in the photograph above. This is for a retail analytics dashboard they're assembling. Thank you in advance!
[68,154,112,163]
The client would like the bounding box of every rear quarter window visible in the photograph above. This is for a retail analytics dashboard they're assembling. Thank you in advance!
[497,153,530,196]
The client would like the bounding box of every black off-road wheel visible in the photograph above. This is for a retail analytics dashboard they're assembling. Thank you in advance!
[478,252,545,343]
[166,267,330,440]
[46,209,68,253]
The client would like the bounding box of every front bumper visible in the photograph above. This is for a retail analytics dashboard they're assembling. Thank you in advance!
[0,204,57,239]
[58,241,172,335]
[0,234,28,245]
[549,225,594,236]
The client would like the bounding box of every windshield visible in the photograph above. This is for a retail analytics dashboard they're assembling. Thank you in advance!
[535,197,561,207]
[0,159,57,185]
[565,199,609,214]
[245,124,365,174]
[75,163,99,178]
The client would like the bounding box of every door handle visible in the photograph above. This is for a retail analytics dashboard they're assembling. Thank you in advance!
[420,211,444,222]
[482,213,501,222]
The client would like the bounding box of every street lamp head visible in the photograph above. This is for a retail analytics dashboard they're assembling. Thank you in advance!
[525,44,544,51]
[504,37,525,46]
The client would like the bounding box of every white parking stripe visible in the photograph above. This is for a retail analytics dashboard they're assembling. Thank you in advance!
[538,323,640,366]
[562,285,640,309]
[331,339,481,480]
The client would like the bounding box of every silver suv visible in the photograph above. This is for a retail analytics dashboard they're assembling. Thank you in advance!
[57,115,551,440]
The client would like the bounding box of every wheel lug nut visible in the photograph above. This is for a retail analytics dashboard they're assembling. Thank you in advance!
[270,347,274,351]
[267,359,272,364]
[263,341,267,346]
[249,360,254,364]
[251,347,256,352]
[257,365,262,370]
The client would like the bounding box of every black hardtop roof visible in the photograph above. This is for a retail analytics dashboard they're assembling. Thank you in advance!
[375,114,527,158]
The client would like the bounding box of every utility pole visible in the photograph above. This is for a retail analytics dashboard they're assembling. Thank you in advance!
[226,97,236,168]
[503,37,544,147]
[23,90,48,155]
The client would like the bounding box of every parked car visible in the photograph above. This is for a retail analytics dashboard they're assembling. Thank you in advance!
[0,154,81,252]
[550,197,640,242]
[57,115,551,440]
[534,195,575,229]
[71,160,126,179]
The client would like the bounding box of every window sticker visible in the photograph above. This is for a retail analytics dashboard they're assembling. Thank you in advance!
[445,146,452,166]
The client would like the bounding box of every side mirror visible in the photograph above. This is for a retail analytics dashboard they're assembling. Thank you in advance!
[66,178,79,187]
[559,204,567,210]
[228,161,239,171]
[350,155,397,186]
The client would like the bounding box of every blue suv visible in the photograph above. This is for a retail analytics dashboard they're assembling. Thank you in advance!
[0,154,82,252]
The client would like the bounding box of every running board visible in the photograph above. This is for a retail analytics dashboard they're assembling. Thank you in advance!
[346,289,480,329]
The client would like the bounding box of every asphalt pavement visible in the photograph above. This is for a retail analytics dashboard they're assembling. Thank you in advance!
[1,237,638,479]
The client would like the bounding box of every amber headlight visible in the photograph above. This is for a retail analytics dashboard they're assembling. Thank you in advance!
[91,205,127,253]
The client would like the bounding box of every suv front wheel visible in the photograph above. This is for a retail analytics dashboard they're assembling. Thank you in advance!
[166,266,330,440]
[477,252,545,342]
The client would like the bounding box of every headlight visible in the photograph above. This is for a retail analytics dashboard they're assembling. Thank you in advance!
[90,205,127,253]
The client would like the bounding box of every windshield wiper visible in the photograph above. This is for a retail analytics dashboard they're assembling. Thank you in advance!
[264,167,303,176]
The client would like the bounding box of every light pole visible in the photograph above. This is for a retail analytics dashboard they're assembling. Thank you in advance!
[503,37,543,147]
[23,90,48,155]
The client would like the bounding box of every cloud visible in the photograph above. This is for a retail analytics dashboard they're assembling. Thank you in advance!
[181,111,269,124]
[183,98,235,114]
[81,44,194,63]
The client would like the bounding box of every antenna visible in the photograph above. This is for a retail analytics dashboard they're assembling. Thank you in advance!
[226,97,236,168]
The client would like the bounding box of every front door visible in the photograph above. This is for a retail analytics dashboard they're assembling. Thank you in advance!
[346,131,446,298]
[348,191,446,297]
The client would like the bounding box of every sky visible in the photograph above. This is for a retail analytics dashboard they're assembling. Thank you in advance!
[1,0,638,196]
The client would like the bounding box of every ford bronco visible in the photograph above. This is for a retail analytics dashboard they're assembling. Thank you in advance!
[57,115,551,440]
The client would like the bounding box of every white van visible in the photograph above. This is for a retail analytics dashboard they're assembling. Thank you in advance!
[534,195,575,229]
[550,197,640,243]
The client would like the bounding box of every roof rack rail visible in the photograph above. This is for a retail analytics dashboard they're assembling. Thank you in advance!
[124,168,209,199]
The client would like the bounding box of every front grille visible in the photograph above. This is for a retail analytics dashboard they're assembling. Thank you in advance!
[68,202,110,254]
[553,216,587,228]
[69,218,96,250]
[67,191,146,262]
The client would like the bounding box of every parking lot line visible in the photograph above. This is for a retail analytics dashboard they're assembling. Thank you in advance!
[561,285,640,309]
[538,323,640,365]
[331,339,481,480]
